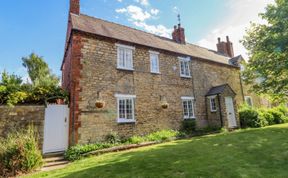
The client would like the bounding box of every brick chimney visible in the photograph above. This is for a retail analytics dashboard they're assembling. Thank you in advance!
[216,36,234,58]
[172,24,186,44]
[70,0,80,15]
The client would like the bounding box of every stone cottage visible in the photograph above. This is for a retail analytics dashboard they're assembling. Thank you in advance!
[62,0,257,145]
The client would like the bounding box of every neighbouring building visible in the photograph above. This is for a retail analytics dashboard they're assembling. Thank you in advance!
[61,0,266,145]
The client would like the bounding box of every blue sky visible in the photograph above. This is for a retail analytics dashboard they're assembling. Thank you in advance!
[0,0,273,79]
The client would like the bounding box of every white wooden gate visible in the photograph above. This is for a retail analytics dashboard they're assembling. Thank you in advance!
[43,105,69,154]
[225,97,237,128]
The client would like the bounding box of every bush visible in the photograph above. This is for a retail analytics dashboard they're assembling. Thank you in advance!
[239,106,260,128]
[181,120,196,134]
[257,109,271,126]
[0,126,43,177]
[64,143,113,161]
[127,136,146,144]
[146,130,178,142]
[105,132,121,144]
[268,108,287,124]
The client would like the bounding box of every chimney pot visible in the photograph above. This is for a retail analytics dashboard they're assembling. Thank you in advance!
[226,36,230,42]
[218,37,221,43]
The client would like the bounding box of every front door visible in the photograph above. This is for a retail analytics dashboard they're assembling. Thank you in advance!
[225,97,237,128]
[43,105,69,154]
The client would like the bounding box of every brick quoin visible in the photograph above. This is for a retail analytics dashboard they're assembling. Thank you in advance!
[62,0,82,145]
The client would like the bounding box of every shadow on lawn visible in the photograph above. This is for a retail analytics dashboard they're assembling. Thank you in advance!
[56,126,288,178]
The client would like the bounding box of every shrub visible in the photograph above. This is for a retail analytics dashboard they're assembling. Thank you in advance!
[181,120,196,134]
[239,106,260,128]
[64,143,113,161]
[105,132,121,144]
[257,109,271,126]
[0,126,43,177]
[274,104,288,116]
[128,136,146,144]
[268,108,286,124]
[146,130,178,142]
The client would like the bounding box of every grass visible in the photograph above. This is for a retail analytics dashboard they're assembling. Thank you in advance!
[28,124,288,178]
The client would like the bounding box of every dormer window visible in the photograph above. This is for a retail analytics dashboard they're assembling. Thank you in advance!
[116,44,135,70]
[179,57,191,78]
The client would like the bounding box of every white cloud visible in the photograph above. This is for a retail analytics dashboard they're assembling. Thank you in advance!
[135,0,149,6]
[133,21,172,38]
[150,8,159,15]
[116,4,171,38]
[117,0,123,2]
[197,0,274,60]
[116,5,151,22]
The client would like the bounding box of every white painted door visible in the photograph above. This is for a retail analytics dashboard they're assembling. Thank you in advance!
[43,105,69,154]
[225,97,237,128]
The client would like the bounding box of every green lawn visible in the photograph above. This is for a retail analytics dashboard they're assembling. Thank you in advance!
[29,124,288,178]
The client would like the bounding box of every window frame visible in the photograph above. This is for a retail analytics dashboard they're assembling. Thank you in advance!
[209,96,217,112]
[116,44,135,71]
[244,96,253,107]
[149,51,160,74]
[181,96,196,119]
[179,57,191,78]
[115,94,136,123]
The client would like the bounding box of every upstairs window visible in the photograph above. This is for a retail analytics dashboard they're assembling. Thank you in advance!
[115,94,136,123]
[209,96,217,112]
[181,97,195,119]
[116,44,135,70]
[245,96,253,107]
[150,51,160,73]
[179,57,191,78]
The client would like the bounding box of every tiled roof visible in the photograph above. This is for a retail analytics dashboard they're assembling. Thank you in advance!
[70,13,235,66]
[229,55,244,66]
[206,84,236,96]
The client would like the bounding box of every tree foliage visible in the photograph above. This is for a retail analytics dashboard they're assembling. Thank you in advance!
[0,53,68,106]
[0,71,27,106]
[22,53,59,86]
[241,0,288,101]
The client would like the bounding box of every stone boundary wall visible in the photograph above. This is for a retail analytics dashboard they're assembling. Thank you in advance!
[0,105,45,149]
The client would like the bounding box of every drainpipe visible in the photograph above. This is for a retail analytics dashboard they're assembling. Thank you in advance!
[217,94,223,127]
[239,73,245,102]
[71,81,76,146]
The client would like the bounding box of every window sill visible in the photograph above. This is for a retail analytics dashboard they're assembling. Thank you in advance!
[210,110,217,113]
[117,67,134,71]
[180,75,192,79]
[151,71,161,75]
[183,117,196,120]
[117,119,136,124]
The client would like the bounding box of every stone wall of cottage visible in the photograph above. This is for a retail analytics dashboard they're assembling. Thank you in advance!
[0,105,45,149]
[76,33,244,144]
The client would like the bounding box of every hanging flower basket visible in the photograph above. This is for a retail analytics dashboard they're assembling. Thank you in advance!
[95,100,105,108]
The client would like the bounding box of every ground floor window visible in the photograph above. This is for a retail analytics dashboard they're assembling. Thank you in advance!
[181,97,195,119]
[209,96,217,112]
[115,94,136,123]
[245,96,253,107]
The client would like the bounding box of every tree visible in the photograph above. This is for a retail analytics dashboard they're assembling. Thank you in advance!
[0,71,27,106]
[22,53,59,86]
[241,0,288,101]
